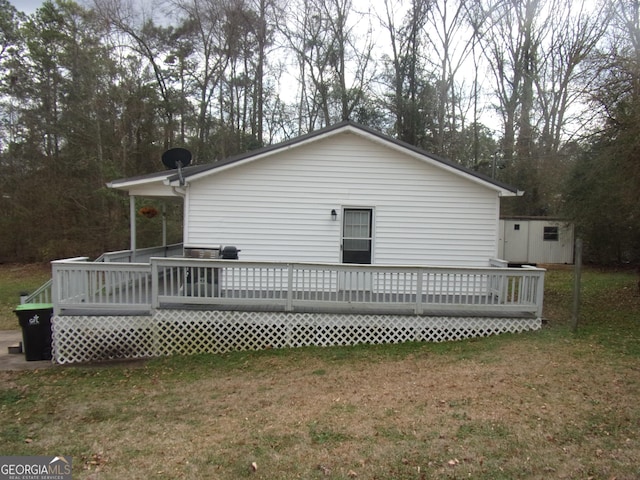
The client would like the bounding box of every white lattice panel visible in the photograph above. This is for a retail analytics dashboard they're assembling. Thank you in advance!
[52,312,541,364]
[52,315,157,364]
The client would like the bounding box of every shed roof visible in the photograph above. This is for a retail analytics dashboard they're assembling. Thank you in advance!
[107,121,522,197]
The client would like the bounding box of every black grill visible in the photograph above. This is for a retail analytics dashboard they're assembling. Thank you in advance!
[221,246,240,259]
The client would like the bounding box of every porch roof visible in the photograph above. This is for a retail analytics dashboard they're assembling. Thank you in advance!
[107,122,523,198]
[106,171,184,198]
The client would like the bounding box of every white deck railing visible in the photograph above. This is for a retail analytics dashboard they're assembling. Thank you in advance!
[24,244,184,305]
[51,257,545,318]
[98,243,183,263]
[52,257,153,313]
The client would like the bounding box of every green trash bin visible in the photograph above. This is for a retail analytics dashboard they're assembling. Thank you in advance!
[14,303,53,361]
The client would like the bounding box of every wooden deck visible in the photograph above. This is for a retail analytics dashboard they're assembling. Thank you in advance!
[39,249,546,364]
[49,256,545,319]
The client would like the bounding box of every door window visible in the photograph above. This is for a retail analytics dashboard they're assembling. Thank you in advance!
[342,209,372,264]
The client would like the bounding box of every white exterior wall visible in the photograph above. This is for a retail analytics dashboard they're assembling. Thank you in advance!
[499,219,574,264]
[527,220,574,264]
[184,132,501,267]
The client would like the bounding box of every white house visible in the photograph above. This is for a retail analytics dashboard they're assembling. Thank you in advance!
[37,122,546,364]
[108,121,522,267]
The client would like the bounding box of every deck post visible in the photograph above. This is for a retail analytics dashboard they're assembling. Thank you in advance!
[150,259,159,310]
[536,270,545,319]
[286,264,294,311]
[51,262,60,316]
[415,270,424,314]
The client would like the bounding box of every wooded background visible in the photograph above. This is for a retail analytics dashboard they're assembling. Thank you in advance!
[0,0,638,264]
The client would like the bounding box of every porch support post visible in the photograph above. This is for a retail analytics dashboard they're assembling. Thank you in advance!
[162,202,167,247]
[130,195,137,262]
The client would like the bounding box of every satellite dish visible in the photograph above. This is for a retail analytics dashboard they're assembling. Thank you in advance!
[162,147,192,186]
[162,147,192,170]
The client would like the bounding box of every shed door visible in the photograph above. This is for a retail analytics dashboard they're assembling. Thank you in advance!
[503,220,529,263]
[342,208,372,264]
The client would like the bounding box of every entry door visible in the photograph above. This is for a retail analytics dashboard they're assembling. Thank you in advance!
[342,208,373,264]
[340,208,373,291]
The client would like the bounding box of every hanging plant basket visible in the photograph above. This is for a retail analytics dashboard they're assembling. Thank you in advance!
[139,206,158,219]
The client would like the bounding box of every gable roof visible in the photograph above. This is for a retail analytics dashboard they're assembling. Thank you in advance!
[107,121,522,197]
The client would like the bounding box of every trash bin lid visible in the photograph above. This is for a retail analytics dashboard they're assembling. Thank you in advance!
[14,303,53,311]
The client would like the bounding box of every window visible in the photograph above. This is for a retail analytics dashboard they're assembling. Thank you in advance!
[514,224,520,231]
[544,226,559,241]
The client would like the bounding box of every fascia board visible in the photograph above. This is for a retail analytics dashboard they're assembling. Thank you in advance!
[107,176,179,197]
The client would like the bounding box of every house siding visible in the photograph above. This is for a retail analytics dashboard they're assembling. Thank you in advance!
[185,132,500,267]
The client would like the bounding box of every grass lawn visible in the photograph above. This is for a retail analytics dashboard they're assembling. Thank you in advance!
[0,263,51,330]
[0,265,639,479]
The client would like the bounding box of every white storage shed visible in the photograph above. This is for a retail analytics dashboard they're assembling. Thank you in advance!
[499,217,575,265]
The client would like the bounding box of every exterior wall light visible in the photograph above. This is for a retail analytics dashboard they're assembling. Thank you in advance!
[331,209,337,221]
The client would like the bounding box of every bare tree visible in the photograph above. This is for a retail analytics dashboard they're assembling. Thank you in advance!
[564,0,640,262]
[483,0,547,165]
[478,0,609,214]
[279,0,374,131]
[535,0,610,156]
[277,0,326,131]
[251,0,272,144]
[94,0,180,149]
[165,0,231,158]
[425,0,476,155]
[379,0,431,145]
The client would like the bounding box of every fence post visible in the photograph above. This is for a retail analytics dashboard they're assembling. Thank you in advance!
[572,238,583,333]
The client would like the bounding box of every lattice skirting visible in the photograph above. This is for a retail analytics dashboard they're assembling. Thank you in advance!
[51,311,542,364]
